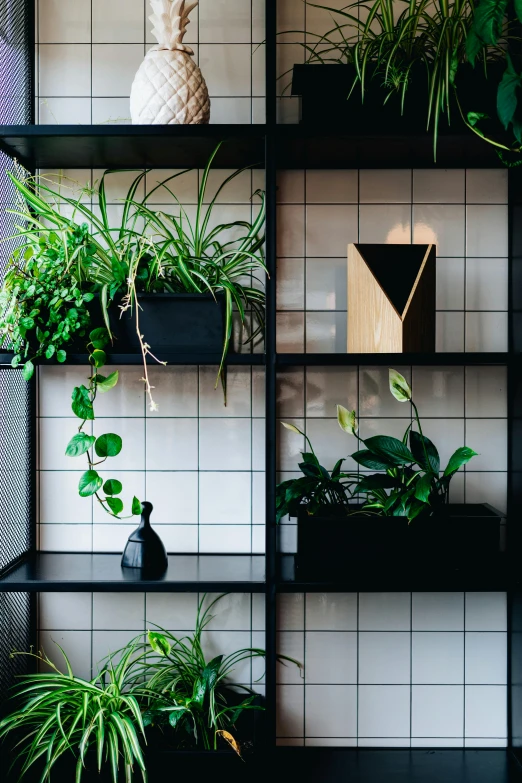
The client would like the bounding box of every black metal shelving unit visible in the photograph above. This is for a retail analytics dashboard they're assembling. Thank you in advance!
[1,0,522,780]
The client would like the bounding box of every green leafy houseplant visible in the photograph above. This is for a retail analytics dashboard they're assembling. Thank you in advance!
[129,594,300,754]
[0,594,301,781]
[65,328,141,519]
[284,0,509,158]
[277,369,477,522]
[1,144,266,406]
[0,644,147,783]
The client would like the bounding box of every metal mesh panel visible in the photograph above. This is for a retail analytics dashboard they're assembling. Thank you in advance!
[0,369,32,571]
[0,0,34,704]
[0,592,32,704]
[0,0,32,125]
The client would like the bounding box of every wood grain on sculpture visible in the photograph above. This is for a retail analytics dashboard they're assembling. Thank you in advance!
[347,244,436,353]
[130,0,210,125]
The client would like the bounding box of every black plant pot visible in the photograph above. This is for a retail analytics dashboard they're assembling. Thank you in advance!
[110,292,225,355]
[291,62,503,136]
[296,502,502,579]
[121,501,168,576]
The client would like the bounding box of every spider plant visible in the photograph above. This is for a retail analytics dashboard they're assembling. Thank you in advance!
[129,142,267,394]
[0,644,147,783]
[285,0,506,158]
[127,594,301,755]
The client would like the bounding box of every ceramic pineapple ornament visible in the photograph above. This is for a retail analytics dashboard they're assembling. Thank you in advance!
[130,0,210,124]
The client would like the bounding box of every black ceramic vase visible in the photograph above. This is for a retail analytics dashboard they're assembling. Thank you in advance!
[121,501,168,575]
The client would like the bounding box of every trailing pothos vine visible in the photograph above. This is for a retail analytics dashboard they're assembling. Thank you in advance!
[66,327,141,519]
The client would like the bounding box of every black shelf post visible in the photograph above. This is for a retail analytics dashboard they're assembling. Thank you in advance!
[264,0,278,755]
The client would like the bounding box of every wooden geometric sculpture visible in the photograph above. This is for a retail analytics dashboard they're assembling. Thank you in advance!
[347,243,436,353]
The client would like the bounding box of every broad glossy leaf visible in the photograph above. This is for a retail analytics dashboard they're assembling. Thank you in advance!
[95,433,122,458]
[472,0,509,44]
[444,446,478,476]
[497,61,521,130]
[71,385,94,420]
[78,470,103,497]
[22,360,34,381]
[106,497,123,515]
[56,349,66,363]
[132,496,142,515]
[65,432,95,457]
[410,430,440,473]
[97,371,119,393]
[364,435,415,465]
[89,327,110,347]
[103,478,123,496]
[45,344,55,359]
[301,452,320,467]
[331,458,344,478]
[337,404,357,434]
[90,349,106,369]
[352,449,393,470]
[413,473,432,503]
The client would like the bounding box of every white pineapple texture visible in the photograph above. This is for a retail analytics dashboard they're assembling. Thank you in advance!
[130,0,210,125]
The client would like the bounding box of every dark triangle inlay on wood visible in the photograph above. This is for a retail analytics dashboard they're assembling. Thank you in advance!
[354,244,430,316]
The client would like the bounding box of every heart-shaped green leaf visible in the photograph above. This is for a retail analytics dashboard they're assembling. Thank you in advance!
[78,470,103,497]
[71,385,94,420]
[103,478,123,496]
[22,360,34,381]
[95,433,122,458]
[65,432,96,457]
[106,497,123,515]
[97,370,119,393]
[90,349,106,369]
[132,496,142,515]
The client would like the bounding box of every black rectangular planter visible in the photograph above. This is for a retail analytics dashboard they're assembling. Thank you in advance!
[291,63,501,134]
[296,503,502,579]
[110,292,225,355]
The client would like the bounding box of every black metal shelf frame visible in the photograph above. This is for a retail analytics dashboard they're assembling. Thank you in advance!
[0,0,521,778]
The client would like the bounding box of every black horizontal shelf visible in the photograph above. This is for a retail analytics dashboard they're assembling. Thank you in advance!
[0,352,265,367]
[0,124,505,171]
[276,352,510,367]
[278,554,511,592]
[0,553,266,592]
[275,125,504,169]
[273,749,522,783]
[0,352,511,369]
[0,125,266,169]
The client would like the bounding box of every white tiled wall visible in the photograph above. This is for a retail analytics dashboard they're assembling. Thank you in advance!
[36,0,266,124]
[38,591,266,687]
[276,592,508,747]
